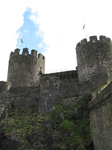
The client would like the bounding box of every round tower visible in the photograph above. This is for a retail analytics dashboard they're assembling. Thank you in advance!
[7,48,45,87]
[76,35,112,90]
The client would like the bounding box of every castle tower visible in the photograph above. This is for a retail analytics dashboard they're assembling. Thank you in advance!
[76,35,112,90]
[7,48,45,87]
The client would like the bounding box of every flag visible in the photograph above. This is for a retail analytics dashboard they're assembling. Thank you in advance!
[21,38,23,43]
[82,24,85,30]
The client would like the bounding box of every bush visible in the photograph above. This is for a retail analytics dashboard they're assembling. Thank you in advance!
[60,120,74,133]
[52,130,62,141]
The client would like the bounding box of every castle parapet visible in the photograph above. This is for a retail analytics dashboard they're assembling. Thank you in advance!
[90,36,97,43]
[99,35,106,41]
[38,53,45,60]
[99,35,111,42]
[10,48,45,59]
[22,48,29,56]
[14,48,20,55]
[81,38,87,45]
[31,49,37,57]
[76,35,111,49]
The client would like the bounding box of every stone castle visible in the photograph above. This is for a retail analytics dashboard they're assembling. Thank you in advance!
[0,35,112,149]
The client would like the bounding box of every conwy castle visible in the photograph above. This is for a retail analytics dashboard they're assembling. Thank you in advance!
[0,35,112,149]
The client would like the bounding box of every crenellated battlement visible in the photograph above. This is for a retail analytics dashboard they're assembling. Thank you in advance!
[76,35,111,49]
[10,48,45,60]
[14,48,20,55]
[38,53,45,60]
[22,48,29,56]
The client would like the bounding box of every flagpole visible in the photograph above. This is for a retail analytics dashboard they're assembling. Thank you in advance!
[86,27,88,40]
[83,24,88,40]
[18,35,21,49]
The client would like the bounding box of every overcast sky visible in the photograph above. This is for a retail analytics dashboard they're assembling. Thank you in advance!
[0,0,112,81]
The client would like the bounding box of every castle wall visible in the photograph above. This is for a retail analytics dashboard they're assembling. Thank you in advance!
[39,70,79,114]
[0,70,79,116]
[0,81,9,93]
[7,48,45,87]
[76,36,112,91]
[0,86,40,116]
[9,86,40,110]
[89,81,112,150]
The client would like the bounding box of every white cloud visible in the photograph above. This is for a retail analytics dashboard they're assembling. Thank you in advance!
[28,0,80,72]
[24,29,29,33]
[38,43,43,48]
[27,0,112,73]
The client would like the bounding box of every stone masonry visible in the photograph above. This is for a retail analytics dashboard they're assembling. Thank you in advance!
[0,35,112,149]
[89,81,112,150]
[7,48,45,87]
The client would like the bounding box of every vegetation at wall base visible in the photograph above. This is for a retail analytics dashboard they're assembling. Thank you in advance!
[0,94,93,150]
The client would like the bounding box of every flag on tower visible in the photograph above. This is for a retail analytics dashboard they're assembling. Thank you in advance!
[83,24,85,30]
[21,38,23,43]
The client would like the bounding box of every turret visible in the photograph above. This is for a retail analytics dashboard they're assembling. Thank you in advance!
[7,48,45,87]
[76,35,112,91]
